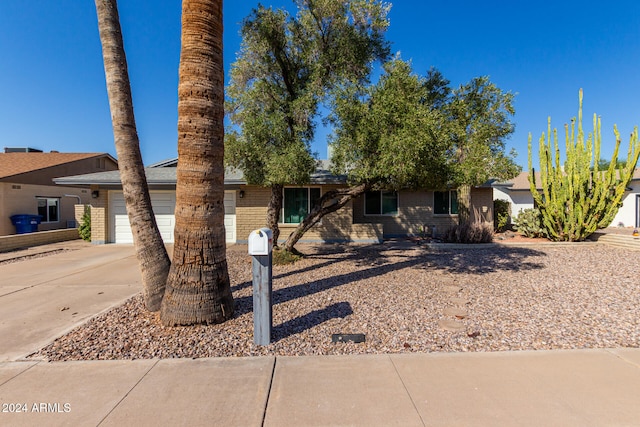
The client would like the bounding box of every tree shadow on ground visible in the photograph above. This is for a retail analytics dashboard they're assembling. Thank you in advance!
[230,242,396,293]
[272,301,353,341]
[232,243,548,320]
[419,245,547,274]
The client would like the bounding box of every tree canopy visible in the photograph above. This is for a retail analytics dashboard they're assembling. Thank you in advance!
[226,0,391,243]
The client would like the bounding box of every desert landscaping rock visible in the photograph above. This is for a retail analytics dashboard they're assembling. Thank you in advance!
[442,284,463,294]
[443,307,468,319]
[449,297,470,307]
[33,243,640,361]
[438,319,466,332]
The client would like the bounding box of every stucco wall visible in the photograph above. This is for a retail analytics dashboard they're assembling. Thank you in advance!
[0,182,90,236]
[611,182,640,228]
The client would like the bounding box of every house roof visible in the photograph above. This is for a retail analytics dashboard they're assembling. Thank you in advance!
[0,152,116,179]
[495,168,640,191]
[54,159,345,187]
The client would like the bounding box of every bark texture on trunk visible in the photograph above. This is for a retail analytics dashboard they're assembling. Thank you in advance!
[283,183,370,252]
[95,0,170,311]
[457,184,471,225]
[267,184,283,246]
[160,0,234,326]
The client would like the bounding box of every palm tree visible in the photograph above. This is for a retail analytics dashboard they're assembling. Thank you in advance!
[94,0,171,311]
[160,0,234,326]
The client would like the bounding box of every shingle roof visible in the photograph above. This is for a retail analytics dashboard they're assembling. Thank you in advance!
[495,168,640,191]
[55,159,345,186]
[0,152,113,179]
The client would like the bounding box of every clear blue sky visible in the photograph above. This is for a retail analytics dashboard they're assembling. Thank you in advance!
[1,1,639,168]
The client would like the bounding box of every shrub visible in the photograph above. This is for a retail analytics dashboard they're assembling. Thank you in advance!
[272,247,302,265]
[493,199,511,232]
[78,206,91,242]
[443,221,494,244]
[513,208,544,238]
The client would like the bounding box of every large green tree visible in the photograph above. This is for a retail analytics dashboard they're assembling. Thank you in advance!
[281,64,522,251]
[445,77,520,224]
[529,90,640,241]
[282,59,452,251]
[226,0,390,244]
[94,0,170,312]
[160,0,234,326]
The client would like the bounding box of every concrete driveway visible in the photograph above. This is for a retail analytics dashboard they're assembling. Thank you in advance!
[0,243,141,362]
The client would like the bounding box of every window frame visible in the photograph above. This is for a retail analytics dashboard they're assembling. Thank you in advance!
[433,190,458,216]
[280,187,322,225]
[37,197,60,223]
[364,190,399,216]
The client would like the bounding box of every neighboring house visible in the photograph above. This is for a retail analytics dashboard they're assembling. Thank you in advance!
[493,170,640,228]
[0,148,118,235]
[55,158,495,245]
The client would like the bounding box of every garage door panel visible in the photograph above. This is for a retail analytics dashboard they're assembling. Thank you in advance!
[110,191,236,244]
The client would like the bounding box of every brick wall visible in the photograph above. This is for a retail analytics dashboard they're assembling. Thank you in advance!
[236,185,382,243]
[470,187,494,224]
[90,186,108,244]
[353,188,492,238]
[0,228,80,252]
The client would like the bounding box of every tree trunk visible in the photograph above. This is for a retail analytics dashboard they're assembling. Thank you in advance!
[283,183,370,252]
[457,184,471,225]
[95,0,170,311]
[160,0,234,326]
[267,184,283,246]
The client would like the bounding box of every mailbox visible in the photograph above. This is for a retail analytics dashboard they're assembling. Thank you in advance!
[248,228,273,256]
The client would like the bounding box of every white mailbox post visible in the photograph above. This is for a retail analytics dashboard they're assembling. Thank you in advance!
[248,228,273,345]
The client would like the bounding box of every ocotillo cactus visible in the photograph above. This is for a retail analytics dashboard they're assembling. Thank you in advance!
[527,90,640,241]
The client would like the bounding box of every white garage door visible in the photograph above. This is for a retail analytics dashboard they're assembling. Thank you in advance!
[110,191,236,244]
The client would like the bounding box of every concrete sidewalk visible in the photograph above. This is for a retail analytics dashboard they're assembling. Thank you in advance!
[2,242,640,426]
[1,348,640,426]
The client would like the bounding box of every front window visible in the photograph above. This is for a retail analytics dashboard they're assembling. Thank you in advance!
[281,187,321,224]
[434,190,458,215]
[37,197,60,222]
[364,191,398,216]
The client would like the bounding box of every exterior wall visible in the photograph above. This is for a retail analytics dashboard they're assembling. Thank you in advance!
[236,185,382,243]
[235,186,271,241]
[352,187,493,238]
[611,181,640,228]
[0,156,118,186]
[0,228,80,252]
[470,187,494,223]
[495,182,640,228]
[493,188,535,222]
[74,204,87,229]
[90,185,109,244]
[0,182,90,236]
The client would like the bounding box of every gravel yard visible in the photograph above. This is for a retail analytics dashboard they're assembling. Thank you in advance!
[34,241,640,361]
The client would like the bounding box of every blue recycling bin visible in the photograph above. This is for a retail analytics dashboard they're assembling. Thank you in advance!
[10,214,42,234]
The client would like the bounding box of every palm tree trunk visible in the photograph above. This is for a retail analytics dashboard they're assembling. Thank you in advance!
[95,0,170,311]
[267,184,283,246]
[160,0,234,326]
